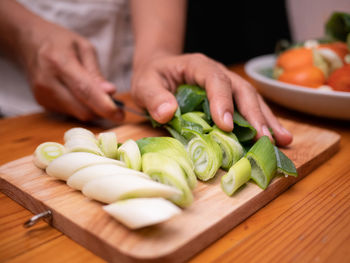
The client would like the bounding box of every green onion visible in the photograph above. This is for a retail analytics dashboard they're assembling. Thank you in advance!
[210,126,244,170]
[187,132,222,181]
[118,139,142,171]
[273,146,298,177]
[33,142,66,169]
[137,137,197,189]
[246,136,277,189]
[221,157,251,196]
[98,132,119,159]
[141,152,193,207]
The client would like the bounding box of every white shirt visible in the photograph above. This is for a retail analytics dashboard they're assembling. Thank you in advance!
[0,0,133,117]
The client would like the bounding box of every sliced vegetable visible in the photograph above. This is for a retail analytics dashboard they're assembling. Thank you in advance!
[46,152,125,181]
[182,112,213,133]
[103,198,181,229]
[175,84,206,114]
[67,163,149,191]
[64,127,96,142]
[273,146,298,177]
[233,111,257,142]
[65,137,103,156]
[33,142,66,169]
[246,136,277,189]
[137,137,197,190]
[210,126,244,170]
[187,132,222,181]
[141,152,193,207]
[118,139,142,171]
[221,157,251,196]
[82,174,181,204]
[98,132,118,159]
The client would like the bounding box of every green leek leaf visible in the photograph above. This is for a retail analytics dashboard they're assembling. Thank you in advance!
[273,146,298,177]
[176,84,206,114]
[233,111,257,142]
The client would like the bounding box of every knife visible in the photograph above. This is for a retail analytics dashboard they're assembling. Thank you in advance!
[112,98,149,118]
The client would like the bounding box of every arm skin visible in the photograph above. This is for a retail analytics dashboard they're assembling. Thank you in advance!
[130,0,292,146]
[0,0,123,122]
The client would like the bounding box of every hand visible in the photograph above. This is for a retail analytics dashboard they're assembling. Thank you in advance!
[131,53,292,146]
[17,17,123,122]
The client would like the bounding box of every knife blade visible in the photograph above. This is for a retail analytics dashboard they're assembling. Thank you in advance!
[112,98,149,118]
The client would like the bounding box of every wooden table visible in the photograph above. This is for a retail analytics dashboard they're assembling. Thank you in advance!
[1,65,350,263]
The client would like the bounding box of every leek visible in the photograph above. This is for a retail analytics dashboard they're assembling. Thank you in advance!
[64,127,96,142]
[98,132,118,159]
[221,157,251,196]
[67,163,149,191]
[103,198,181,229]
[210,126,244,170]
[141,152,193,207]
[187,132,222,181]
[118,139,142,171]
[82,174,181,204]
[137,137,197,190]
[182,112,213,133]
[274,146,298,177]
[33,142,66,169]
[233,111,257,143]
[176,84,206,114]
[246,136,277,189]
[65,137,103,156]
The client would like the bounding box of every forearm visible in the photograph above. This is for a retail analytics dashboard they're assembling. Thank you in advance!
[130,0,187,68]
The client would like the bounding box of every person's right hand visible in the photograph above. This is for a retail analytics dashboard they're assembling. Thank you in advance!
[17,14,124,122]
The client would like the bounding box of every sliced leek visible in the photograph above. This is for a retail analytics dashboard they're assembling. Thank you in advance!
[210,126,244,170]
[67,163,149,191]
[187,132,222,181]
[141,152,193,207]
[137,137,197,190]
[103,198,181,229]
[82,174,181,204]
[246,136,277,189]
[233,111,257,143]
[118,139,141,171]
[33,142,66,169]
[65,137,103,156]
[46,152,125,181]
[273,146,298,177]
[221,157,251,196]
[182,112,213,133]
[175,84,206,114]
[98,132,119,159]
[64,127,96,142]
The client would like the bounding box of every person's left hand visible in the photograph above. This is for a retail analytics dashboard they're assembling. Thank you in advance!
[131,53,293,146]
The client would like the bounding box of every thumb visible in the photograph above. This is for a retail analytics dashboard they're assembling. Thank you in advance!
[132,75,178,123]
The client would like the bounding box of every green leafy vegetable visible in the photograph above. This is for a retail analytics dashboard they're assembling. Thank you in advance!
[176,84,206,114]
[273,146,298,177]
[233,111,257,143]
[325,12,350,43]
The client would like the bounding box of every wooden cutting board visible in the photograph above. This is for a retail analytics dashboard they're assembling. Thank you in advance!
[0,119,340,263]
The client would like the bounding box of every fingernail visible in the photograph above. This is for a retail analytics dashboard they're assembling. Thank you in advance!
[223,112,233,130]
[262,125,272,139]
[156,102,171,118]
[101,82,116,93]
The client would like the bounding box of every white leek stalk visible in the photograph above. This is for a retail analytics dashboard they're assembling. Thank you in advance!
[67,163,150,190]
[33,142,66,169]
[64,127,96,142]
[118,139,141,171]
[141,152,193,207]
[98,132,119,159]
[103,198,181,229]
[65,137,103,156]
[46,152,125,181]
[82,174,181,204]
[221,157,251,196]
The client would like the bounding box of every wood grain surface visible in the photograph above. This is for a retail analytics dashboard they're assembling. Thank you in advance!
[0,118,340,262]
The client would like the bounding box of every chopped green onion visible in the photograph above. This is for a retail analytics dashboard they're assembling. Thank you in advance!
[33,142,66,169]
[221,157,251,196]
[98,132,119,159]
[118,139,142,171]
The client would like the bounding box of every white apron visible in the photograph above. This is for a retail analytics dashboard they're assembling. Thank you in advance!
[0,0,133,117]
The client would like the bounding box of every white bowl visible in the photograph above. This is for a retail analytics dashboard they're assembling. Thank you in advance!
[245,54,350,120]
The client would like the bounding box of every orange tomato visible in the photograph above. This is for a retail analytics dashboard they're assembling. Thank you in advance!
[276,48,313,71]
[327,64,350,92]
[278,65,326,88]
[318,42,349,61]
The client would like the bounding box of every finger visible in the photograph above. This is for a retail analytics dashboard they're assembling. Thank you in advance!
[226,70,274,141]
[131,72,177,123]
[33,76,96,121]
[182,54,234,131]
[58,58,124,122]
[76,40,116,94]
[258,95,293,146]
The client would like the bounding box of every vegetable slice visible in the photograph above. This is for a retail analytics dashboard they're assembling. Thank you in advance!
[64,127,96,142]
[118,139,142,171]
[82,174,181,204]
[98,132,119,159]
[233,111,257,143]
[103,198,181,229]
[221,157,251,196]
[273,146,298,177]
[175,84,206,114]
[65,137,103,156]
[46,152,125,181]
[67,163,149,191]
[141,152,193,207]
[33,142,66,169]
[182,112,213,133]
[246,136,277,189]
